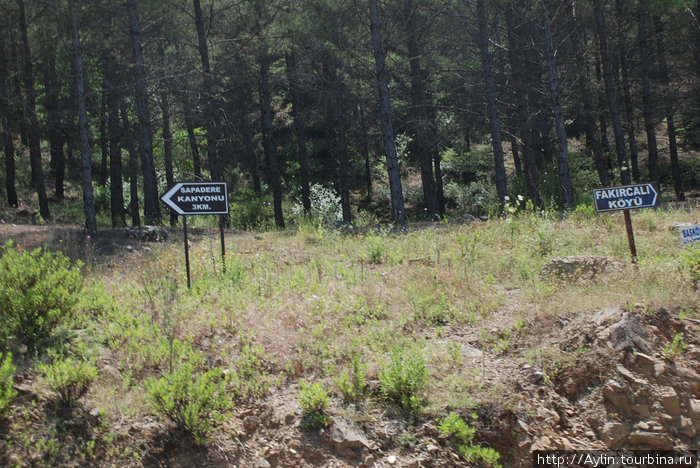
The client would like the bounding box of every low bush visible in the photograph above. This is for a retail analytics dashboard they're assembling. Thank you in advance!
[40,357,98,407]
[439,413,501,467]
[334,354,367,403]
[146,359,232,443]
[680,244,700,288]
[299,381,330,429]
[0,353,17,414]
[379,347,427,415]
[0,242,84,351]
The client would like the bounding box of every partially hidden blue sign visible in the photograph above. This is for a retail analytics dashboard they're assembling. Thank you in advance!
[593,183,658,212]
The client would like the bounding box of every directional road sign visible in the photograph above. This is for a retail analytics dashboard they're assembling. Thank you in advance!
[161,182,229,215]
[679,224,700,245]
[593,183,658,213]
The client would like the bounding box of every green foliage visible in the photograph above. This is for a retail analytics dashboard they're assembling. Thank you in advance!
[379,347,427,415]
[680,245,700,287]
[440,147,491,181]
[228,188,275,231]
[439,413,501,467]
[227,344,279,399]
[290,183,342,223]
[0,242,84,351]
[412,289,452,325]
[334,353,367,403]
[444,181,498,216]
[298,381,330,429]
[663,333,687,360]
[0,353,17,414]
[146,359,232,444]
[39,357,98,407]
[364,230,385,263]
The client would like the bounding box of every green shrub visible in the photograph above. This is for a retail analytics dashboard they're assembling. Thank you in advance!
[334,354,367,403]
[663,333,687,360]
[0,352,17,414]
[364,230,385,263]
[379,347,427,414]
[40,357,98,407]
[228,188,274,231]
[146,360,232,444]
[680,245,700,287]
[0,242,84,351]
[298,381,330,429]
[439,413,501,467]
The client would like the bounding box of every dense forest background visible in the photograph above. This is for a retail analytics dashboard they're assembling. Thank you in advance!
[0,0,699,234]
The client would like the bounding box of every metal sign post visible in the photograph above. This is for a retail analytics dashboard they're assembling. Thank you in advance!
[593,183,658,264]
[161,182,229,288]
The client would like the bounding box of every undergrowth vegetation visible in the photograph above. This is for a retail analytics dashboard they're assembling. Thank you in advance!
[0,204,698,464]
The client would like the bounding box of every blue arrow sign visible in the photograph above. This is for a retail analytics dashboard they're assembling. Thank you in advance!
[593,183,658,212]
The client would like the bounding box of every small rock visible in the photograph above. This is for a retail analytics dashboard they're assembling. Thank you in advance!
[632,404,651,418]
[679,416,696,438]
[255,458,271,468]
[244,415,260,432]
[609,314,653,354]
[537,407,560,426]
[616,364,647,386]
[633,352,659,369]
[327,416,370,454]
[602,380,632,414]
[601,422,630,447]
[628,431,673,448]
[387,454,397,464]
[674,366,700,394]
[527,371,547,384]
[659,387,681,417]
[689,399,700,419]
[426,444,439,453]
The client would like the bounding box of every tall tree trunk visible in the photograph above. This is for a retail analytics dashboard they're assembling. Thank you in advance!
[570,5,609,186]
[403,0,439,219]
[0,41,17,207]
[332,65,351,223]
[510,136,522,177]
[193,0,220,182]
[10,41,27,147]
[18,0,50,221]
[594,59,612,155]
[44,55,65,200]
[158,43,176,226]
[239,104,260,193]
[369,0,405,224]
[477,0,507,206]
[69,0,96,236]
[506,5,540,205]
[637,1,658,186]
[542,0,573,209]
[593,0,631,185]
[427,102,445,216]
[615,0,640,183]
[103,50,125,227]
[99,81,108,186]
[182,100,202,180]
[285,51,311,214]
[654,18,684,201]
[120,100,140,226]
[160,87,176,226]
[259,57,284,228]
[359,100,372,202]
[126,0,160,224]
